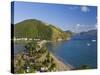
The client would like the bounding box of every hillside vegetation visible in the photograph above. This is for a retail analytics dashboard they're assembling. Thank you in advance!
[14,19,69,41]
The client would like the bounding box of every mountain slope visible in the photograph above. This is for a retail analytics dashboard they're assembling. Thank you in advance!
[14,19,68,41]
[72,30,97,40]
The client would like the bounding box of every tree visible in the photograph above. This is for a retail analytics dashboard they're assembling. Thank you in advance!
[46,52,50,59]
[49,63,56,71]
[25,41,37,56]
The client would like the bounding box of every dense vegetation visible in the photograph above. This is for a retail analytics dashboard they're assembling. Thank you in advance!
[65,30,73,37]
[14,41,57,73]
[14,19,52,40]
[14,19,69,41]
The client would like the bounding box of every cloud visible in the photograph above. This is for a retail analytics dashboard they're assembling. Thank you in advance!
[81,6,89,12]
[69,6,89,13]
[76,24,81,27]
[76,24,85,27]
[76,23,95,28]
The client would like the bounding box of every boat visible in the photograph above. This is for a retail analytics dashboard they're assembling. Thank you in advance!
[87,43,90,46]
[92,40,96,42]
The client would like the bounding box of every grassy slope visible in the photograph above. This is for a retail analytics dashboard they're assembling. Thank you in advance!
[14,19,68,41]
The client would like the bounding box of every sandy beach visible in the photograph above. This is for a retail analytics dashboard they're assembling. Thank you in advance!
[50,52,73,71]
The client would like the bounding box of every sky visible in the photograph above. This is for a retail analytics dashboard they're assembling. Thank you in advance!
[12,1,97,33]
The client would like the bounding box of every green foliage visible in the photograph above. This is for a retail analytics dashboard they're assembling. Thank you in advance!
[16,68,25,73]
[46,52,50,59]
[25,41,37,56]
[14,19,52,40]
[51,63,56,69]
[65,30,73,37]
[14,19,69,41]
[49,62,56,71]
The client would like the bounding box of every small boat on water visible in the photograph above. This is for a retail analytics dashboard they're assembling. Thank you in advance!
[87,43,90,46]
[92,40,96,42]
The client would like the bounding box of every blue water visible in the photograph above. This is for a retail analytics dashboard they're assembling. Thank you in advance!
[14,37,97,69]
[14,44,26,55]
[46,39,97,68]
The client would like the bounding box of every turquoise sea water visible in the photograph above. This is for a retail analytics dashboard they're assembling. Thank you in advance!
[46,39,97,68]
[14,37,97,69]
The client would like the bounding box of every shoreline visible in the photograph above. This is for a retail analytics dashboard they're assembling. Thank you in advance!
[14,50,74,72]
[14,39,74,72]
[50,52,74,71]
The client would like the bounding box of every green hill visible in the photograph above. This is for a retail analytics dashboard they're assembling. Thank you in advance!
[14,19,68,41]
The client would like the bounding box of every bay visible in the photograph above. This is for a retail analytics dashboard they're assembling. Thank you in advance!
[46,39,97,68]
[14,37,97,69]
